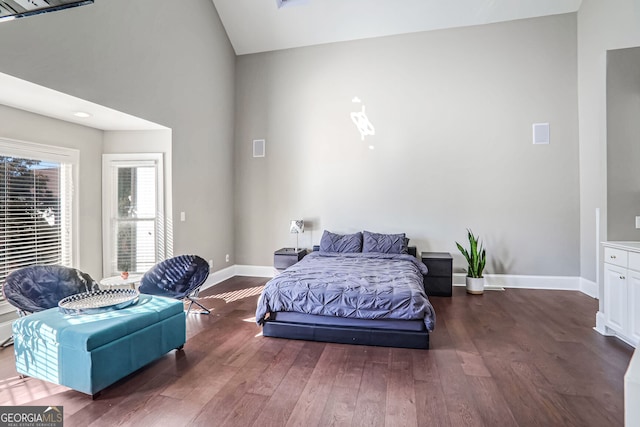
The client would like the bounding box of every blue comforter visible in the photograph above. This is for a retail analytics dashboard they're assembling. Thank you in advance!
[256,252,436,331]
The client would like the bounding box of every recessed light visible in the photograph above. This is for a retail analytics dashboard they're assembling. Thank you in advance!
[368,145,375,150]
[73,111,92,118]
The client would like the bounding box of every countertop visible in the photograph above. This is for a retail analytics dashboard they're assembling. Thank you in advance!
[603,241,640,253]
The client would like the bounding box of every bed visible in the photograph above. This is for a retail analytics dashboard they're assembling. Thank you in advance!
[256,230,436,349]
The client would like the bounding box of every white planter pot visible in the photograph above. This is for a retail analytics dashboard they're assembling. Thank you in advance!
[466,277,485,295]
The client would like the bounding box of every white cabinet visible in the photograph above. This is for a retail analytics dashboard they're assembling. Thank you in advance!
[604,263,627,334]
[600,242,640,347]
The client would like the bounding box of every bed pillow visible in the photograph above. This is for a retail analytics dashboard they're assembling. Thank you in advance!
[362,230,408,254]
[319,230,363,253]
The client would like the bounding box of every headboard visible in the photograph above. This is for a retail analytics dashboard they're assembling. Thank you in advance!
[312,245,417,257]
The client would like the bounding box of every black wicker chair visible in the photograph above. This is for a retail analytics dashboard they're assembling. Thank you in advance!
[138,255,211,314]
[1,265,99,347]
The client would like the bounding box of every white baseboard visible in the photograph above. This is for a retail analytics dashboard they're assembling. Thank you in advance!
[454,273,599,299]
[580,278,599,299]
[200,265,277,292]
[200,265,237,292]
[594,311,610,335]
[594,311,637,347]
[454,272,591,293]
[205,267,597,298]
[235,265,278,278]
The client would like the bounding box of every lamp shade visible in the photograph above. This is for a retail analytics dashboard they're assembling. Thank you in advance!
[290,220,304,234]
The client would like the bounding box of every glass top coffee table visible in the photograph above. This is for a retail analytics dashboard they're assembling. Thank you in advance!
[99,274,143,290]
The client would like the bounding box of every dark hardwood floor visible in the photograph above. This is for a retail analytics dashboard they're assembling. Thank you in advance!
[0,277,633,426]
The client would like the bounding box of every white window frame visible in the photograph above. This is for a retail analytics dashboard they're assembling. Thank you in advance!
[102,153,164,277]
[0,137,79,310]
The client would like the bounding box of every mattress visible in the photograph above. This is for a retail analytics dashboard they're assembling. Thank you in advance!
[256,251,436,331]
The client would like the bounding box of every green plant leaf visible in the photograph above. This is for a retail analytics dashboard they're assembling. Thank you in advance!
[456,242,469,261]
[457,229,486,278]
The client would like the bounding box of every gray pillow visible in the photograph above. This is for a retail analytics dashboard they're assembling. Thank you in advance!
[362,230,408,254]
[319,230,363,253]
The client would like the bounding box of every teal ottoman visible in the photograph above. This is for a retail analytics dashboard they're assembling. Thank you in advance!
[12,294,185,397]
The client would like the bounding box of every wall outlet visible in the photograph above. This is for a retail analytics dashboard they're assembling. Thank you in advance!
[225,254,230,263]
[208,259,213,269]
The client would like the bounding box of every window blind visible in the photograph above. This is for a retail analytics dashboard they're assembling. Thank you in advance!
[109,163,158,276]
[105,160,164,275]
[0,149,74,303]
[102,153,164,278]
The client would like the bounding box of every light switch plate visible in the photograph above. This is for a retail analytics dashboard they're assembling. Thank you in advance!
[253,139,265,157]
[636,216,640,229]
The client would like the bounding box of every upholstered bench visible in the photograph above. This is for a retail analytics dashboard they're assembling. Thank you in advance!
[12,294,185,397]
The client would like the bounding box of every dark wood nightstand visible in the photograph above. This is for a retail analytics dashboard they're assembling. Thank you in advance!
[421,252,453,297]
[274,248,306,270]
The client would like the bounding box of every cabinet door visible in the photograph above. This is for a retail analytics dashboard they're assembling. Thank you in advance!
[628,270,640,344]
[604,264,627,334]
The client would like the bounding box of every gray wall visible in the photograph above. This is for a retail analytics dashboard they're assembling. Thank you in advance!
[0,0,236,272]
[607,47,640,241]
[235,14,580,276]
[103,129,174,268]
[0,104,103,279]
[577,0,640,288]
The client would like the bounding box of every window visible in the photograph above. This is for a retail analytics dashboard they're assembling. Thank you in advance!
[102,153,165,277]
[0,138,78,304]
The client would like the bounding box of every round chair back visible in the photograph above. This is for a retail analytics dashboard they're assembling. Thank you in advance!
[2,265,99,314]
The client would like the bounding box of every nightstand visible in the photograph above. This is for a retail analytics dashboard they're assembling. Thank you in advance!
[274,248,306,270]
[421,252,453,297]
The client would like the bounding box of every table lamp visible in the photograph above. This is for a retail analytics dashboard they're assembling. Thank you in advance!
[290,220,304,252]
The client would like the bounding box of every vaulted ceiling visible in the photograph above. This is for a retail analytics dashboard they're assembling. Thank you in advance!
[211,0,583,55]
[0,0,584,130]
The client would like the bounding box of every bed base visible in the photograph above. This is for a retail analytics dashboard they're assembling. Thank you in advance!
[262,320,429,349]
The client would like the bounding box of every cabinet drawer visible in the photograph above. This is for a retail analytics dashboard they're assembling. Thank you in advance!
[605,247,628,268]
[274,255,297,270]
[423,276,452,297]
[423,259,452,277]
[421,252,453,277]
[629,252,640,272]
[274,248,306,270]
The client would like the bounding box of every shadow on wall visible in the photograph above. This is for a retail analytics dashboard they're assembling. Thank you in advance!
[486,234,513,275]
[299,217,320,248]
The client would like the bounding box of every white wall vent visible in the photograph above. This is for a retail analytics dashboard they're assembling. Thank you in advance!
[253,139,265,157]
[532,123,550,145]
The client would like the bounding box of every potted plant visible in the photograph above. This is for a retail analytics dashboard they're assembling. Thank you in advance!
[456,229,487,294]
[120,262,130,280]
